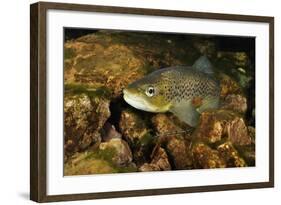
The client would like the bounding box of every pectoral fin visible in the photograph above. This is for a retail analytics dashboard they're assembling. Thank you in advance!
[196,96,220,113]
[170,100,200,127]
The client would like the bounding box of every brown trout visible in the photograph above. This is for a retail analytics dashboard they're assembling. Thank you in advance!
[123,56,220,127]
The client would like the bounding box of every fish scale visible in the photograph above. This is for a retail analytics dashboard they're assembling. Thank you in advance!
[160,68,219,103]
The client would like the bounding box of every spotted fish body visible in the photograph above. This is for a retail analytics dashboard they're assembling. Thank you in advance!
[123,56,220,127]
[156,67,219,104]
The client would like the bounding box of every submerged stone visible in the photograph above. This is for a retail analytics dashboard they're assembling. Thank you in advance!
[119,109,154,165]
[226,117,252,146]
[191,109,254,169]
[215,51,253,89]
[152,114,193,169]
[151,113,192,141]
[192,143,226,169]
[139,146,171,171]
[100,122,122,142]
[64,31,201,99]
[217,142,247,167]
[219,73,243,98]
[64,93,110,160]
[222,94,247,114]
[64,138,137,175]
[193,110,252,146]
[64,159,117,175]
[99,138,133,167]
[166,136,193,169]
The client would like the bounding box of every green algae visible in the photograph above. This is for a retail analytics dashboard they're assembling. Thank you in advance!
[139,132,154,147]
[64,47,76,60]
[65,83,111,99]
[65,145,137,175]
[86,147,137,173]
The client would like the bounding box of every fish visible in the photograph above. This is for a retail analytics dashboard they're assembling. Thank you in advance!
[123,56,220,127]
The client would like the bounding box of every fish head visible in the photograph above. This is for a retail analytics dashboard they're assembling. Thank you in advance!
[123,73,171,113]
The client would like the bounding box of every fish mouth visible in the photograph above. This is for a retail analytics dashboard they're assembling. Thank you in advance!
[123,88,158,112]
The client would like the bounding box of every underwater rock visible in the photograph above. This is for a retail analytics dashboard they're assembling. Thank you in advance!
[217,142,246,167]
[192,143,226,169]
[64,152,117,175]
[226,117,252,146]
[238,144,255,166]
[119,109,154,165]
[64,42,146,98]
[193,111,224,144]
[64,146,137,175]
[166,136,193,169]
[222,94,247,114]
[151,113,192,139]
[139,146,171,171]
[138,163,159,172]
[151,114,193,169]
[216,51,253,89]
[99,138,133,167]
[235,126,255,166]
[217,51,250,67]
[119,109,150,142]
[219,73,243,98]
[248,126,256,144]
[192,110,254,168]
[64,31,202,99]
[100,122,122,142]
[64,93,110,159]
[152,113,182,137]
[193,110,252,146]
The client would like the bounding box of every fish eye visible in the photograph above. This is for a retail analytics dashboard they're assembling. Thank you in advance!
[145,86,155,97]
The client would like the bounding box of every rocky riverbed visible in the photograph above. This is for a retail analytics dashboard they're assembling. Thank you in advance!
[63,30,255,175]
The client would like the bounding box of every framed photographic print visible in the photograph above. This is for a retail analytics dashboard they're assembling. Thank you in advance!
[30,1,274,202]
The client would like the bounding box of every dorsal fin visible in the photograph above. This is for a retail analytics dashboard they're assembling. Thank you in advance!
[192,55,214,74]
